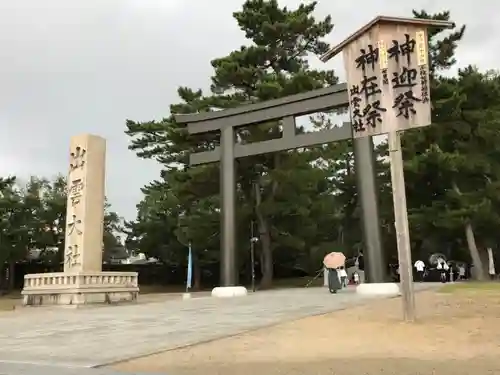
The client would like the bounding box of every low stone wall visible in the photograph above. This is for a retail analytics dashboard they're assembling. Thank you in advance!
[21,271,139,307]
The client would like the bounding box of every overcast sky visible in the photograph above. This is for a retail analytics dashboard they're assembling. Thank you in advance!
[0,0,497,220]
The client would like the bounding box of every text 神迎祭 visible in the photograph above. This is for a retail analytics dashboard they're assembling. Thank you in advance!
[389,33,421,120]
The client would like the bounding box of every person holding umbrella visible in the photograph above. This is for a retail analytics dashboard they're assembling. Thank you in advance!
[323,252,345,294]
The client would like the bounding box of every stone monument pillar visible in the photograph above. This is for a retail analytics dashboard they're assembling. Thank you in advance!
[64,135,106,273]
[21,134,139,306]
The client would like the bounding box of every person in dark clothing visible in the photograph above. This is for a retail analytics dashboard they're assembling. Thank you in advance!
[327,267,341,293]
[356,252,365,283]
[357,253,365,271]
[437,260,448,283]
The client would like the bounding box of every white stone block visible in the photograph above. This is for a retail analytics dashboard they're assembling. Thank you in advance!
[211,286,248,298]
[356,282,400,296]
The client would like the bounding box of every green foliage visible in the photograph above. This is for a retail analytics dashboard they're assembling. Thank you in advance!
[411,10,465,77]
[0,5,497,286]
[124,0,344,288]
[393,11,500,277]
[124,4,500,285]
[0,177,32,266]
[403,68,500,268]
[0,175,123,271]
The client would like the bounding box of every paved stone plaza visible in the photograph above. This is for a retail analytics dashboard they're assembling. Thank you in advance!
[0,363,164,375]
[0,284,437,374]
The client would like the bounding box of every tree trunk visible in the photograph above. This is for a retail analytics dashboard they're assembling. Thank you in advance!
[464,222,486,280]
[192,250,202,291]
[259,231,273,288]
[0,265,5,294]
[254,181,273,289]
[259,249,265,276]
[452,181,486,280]
[193,261,201,291]
[7,260,14,292]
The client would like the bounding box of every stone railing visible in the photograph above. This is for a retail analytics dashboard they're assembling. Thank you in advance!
[23,271,138,291]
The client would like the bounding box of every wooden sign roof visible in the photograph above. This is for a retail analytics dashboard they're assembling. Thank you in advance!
[320,16,455,62]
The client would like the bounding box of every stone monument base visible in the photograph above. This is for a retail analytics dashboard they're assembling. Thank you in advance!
[21,271,139,307]
[356,282,400,296]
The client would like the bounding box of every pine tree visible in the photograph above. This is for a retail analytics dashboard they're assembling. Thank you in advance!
[125,0,341,288]
[401,12,500,278]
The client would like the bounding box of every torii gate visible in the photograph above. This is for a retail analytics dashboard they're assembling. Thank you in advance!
[175,84,386,289]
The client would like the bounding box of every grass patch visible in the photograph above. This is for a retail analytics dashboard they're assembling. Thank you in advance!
[439,281,500,293]
[0,292,21,311]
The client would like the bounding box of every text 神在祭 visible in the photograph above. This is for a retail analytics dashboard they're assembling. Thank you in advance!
[351,44,386,132]
[349,32,428,133]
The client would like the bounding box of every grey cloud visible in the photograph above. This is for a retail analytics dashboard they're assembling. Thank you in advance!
[0,0,497,219]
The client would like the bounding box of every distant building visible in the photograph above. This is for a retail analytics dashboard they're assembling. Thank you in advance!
[26,247,58,260]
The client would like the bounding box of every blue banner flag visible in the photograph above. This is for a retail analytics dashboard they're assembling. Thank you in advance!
[186,243,193,290]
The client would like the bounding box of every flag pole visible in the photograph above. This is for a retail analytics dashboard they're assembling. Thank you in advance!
[186,241,193,293]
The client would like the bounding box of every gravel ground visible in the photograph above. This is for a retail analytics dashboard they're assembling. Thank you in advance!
[113,290,500,375]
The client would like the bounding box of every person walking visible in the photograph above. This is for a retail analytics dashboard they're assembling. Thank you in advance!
[327,267,342,293]
[414,259,426,282]
[338,266,348,288]
[437,259,448,283]
[353,271,360,285]
[355,251,365,283]
[323,252,345,294]
[448,262,455,282]
[458,264,466,280]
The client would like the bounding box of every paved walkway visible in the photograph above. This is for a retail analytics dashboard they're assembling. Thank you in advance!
[0,284,437,374]
[0,363,163,375]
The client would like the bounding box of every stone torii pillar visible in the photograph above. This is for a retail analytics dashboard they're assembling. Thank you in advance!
[353,136,386,283]
[175,85,389,295]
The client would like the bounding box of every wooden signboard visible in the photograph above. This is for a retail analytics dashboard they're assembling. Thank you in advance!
[321,16,455,321]
[321,17,454,138]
